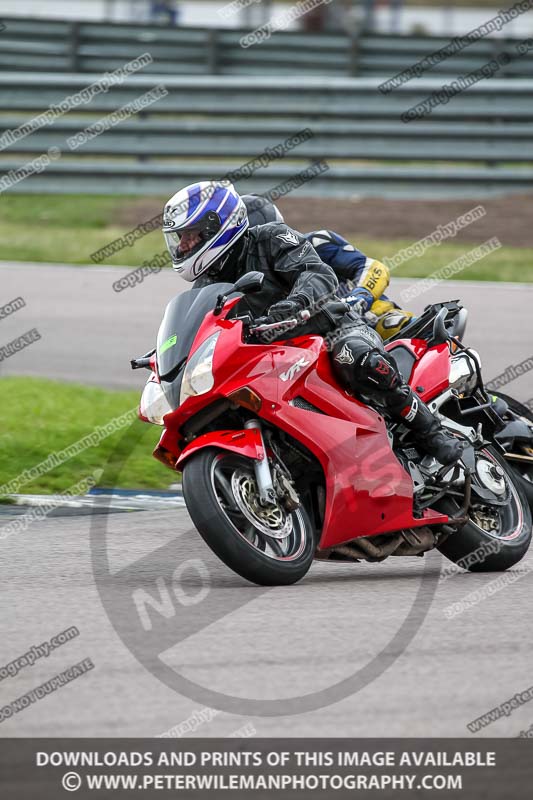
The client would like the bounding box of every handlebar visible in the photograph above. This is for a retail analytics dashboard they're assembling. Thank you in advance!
[131,357,153,370]
[249,309,311,335]
[130,348,156,370]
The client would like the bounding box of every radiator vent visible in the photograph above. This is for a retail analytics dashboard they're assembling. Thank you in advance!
[290,397,325,414]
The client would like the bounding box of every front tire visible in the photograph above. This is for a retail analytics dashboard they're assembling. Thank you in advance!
[182,448,316,586]
[437,447,532,571]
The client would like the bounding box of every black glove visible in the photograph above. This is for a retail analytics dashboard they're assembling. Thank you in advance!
[254,298,347,337]
[316,300,350,332]
[266,296,307,323]
[252,297,307,341]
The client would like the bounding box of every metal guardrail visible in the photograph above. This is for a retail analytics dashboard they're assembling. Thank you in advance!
[3,74,533,119]
[2,117,533,163]
[0,18,357,76]
[1,16,533,78]
[1,75,532,198]
[358,33,533,80]
[3,159,533,198]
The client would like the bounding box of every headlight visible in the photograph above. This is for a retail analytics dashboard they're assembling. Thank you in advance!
[140,378,172,425]
[179,332,219,405]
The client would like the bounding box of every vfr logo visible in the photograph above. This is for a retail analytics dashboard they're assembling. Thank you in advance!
[280,357,310,382]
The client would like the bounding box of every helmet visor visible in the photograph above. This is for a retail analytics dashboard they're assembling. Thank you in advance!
[163,211,221,265]
[164,229,203,265]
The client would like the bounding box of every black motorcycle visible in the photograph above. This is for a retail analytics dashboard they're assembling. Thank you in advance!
[386,300,533,511]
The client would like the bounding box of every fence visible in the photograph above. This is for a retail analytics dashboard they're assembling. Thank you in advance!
[1,74,532,197]
[1,16,533,78]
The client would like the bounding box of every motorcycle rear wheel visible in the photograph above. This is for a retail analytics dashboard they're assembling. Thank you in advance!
[437,447,532,571]
[491,390,533,507]
[182,448,316,586]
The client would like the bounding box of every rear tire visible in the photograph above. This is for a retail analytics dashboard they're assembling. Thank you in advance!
[491,391,533,507]
[182,448,316,586]
[437,447,532,571]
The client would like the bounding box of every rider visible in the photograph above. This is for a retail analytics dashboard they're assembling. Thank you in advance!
[241,194,414,341]
[162,181,463,466]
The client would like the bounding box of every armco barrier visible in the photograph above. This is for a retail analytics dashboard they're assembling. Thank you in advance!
[1,16,533,79]
[0,74,532,198]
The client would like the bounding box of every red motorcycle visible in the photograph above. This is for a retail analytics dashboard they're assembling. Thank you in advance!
[132,272,531,586]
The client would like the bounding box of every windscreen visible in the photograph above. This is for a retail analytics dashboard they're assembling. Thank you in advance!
[157,283,235,378]
[156,283,236,409]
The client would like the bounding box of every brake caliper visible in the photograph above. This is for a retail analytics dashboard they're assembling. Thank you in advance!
[273,466,300,512]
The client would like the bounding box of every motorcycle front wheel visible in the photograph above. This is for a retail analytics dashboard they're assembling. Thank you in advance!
[182,448,316,586]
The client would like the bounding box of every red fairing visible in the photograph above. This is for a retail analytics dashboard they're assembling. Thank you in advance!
[410,343,451,403]
[386,338,451,403]
[252,344,447,550]
[176,428,264,469]
[152,305,450,551]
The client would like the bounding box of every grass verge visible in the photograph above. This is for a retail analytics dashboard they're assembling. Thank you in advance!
[350,236,533,283]
[0,377,176,496]
[0,194,531,282]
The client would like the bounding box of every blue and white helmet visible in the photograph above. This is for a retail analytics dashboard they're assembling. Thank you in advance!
[162,180,248,281]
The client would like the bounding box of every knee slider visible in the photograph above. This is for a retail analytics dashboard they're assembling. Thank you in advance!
[358,349,402,391]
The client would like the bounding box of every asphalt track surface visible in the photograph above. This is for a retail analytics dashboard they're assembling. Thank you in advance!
[1,262,533,398]
[2,507,533,737]
[1,262,533,737]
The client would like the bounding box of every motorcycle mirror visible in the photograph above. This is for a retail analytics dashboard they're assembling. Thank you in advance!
[213,293,227,316]
[233,271,264,295]
[213,273,264,316]
[130,348,156,370]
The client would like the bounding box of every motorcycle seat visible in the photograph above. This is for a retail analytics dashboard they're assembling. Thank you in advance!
[386,344,416,382]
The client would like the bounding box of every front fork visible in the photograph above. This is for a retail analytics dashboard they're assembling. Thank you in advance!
[244,419,277,505]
